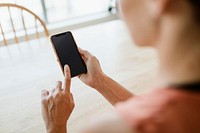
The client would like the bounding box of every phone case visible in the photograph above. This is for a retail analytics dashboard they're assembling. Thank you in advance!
[50,31,87,77]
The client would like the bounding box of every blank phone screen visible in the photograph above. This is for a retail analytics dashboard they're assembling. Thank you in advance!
[51,32,87,77]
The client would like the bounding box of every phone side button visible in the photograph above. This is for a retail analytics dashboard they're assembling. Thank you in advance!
[57,59,59,62]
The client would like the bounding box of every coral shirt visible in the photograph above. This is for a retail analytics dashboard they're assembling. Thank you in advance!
[116,88,200,133]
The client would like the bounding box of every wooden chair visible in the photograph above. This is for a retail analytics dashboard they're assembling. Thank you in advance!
[0,3,49,46]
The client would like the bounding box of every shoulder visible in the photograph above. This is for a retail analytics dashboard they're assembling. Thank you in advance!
[116,88,200,133]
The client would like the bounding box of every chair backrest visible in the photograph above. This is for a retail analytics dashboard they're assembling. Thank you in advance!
[0,3,49,46]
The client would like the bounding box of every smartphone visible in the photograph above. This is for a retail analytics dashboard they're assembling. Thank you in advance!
[50,31,87,77]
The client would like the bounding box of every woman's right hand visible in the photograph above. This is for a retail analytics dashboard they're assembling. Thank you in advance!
[78,48,105,89]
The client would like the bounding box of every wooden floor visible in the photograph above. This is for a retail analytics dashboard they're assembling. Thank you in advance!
[0,20,158,133]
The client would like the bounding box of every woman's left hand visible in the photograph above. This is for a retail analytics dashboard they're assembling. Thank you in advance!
[41,65,75,133]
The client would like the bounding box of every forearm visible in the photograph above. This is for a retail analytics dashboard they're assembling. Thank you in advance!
[95,74,133,105]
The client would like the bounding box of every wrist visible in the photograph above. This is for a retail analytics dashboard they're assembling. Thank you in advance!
[94,72,108,91]
[46,125,67,133]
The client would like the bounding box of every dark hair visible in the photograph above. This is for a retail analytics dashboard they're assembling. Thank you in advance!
[188,0,200,22]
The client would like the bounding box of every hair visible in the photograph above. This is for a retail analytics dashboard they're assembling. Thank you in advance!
[188,0,200,22]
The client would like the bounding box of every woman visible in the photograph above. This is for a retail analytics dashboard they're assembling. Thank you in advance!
[41,0,200,133]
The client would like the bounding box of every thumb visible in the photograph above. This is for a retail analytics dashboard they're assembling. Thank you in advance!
[78,48,91,60]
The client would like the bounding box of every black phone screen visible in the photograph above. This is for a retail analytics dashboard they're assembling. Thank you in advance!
[51,31,87,77]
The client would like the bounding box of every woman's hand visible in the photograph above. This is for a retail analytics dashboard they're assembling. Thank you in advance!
[41,65,75,133]
[78,48,105,89]
[78,48,133,105]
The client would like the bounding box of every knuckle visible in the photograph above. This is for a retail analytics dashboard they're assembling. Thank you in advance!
[64,93,70,99]
[55,92,61,98]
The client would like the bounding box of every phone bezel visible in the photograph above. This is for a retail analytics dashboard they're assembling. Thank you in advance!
[50,31,86,76]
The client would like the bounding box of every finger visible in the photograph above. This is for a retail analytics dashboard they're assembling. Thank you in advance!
[63,65,71,94]
[78,47,86,61]
[78,48,91,63]
[41,90,49,99]
[81,55,87,63]
[78,47,84,55]
[56,81,62,91]
[78,48,91,59]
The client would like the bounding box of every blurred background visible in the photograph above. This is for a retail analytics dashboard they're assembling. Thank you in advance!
[0,0,117,45]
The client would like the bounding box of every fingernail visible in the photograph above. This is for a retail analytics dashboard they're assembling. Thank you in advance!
[64,65,69,70]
